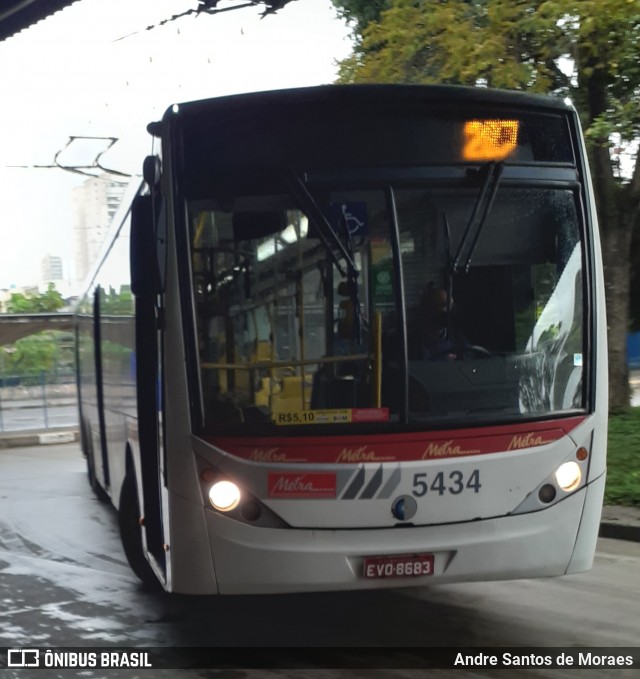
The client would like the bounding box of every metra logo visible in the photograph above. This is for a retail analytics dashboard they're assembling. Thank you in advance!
[336,446,395,463]
[507,433,552,451]
[422,440,480,459]
[268,472,337,498]
[250,448,288,462]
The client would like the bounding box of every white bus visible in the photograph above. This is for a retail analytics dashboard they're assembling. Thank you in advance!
[76,85,607,594]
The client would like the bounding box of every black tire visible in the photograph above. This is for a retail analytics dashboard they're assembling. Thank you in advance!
[118,472,161,589]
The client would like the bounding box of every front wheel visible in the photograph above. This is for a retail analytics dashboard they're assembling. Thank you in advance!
[118,472,160,589]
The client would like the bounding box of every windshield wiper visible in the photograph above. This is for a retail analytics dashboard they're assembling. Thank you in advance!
[284,169,363,344]
[283,170,358,280]
[452,161,504,274]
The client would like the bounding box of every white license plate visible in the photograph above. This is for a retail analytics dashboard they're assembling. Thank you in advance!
[363,553,434,579]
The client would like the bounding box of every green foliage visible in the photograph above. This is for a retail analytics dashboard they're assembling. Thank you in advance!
[1,284,70,381]
[102,339,132,373]
[337,0,557,89]
[100,285,133,315]
[1,331,74,381]
[606,408,640,505]
[334,0,640,139]
[331,0,389,35]
[5,283,65,313]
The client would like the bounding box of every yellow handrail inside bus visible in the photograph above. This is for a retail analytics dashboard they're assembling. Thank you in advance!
[373,310,382,407]
[201,353,371,371]
[194,212,208,248]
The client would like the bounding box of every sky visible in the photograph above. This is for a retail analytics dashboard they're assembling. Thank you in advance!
[0,0,352,291]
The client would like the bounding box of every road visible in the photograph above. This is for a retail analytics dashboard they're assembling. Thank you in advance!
[0,442,638,678]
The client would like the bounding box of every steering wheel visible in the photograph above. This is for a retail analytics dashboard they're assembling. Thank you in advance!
[429,344,492,360]
[464,345,492,359]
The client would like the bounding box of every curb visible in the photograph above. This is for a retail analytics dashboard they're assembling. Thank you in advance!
[0,429,79,448]
[599,504,640,543]
[599,522,640,542]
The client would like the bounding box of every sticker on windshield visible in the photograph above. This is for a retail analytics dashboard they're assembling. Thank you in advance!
[330,202,368,238]
[273,407,389,426]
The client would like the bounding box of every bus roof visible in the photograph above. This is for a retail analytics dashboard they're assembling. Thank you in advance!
[153,84,574,132]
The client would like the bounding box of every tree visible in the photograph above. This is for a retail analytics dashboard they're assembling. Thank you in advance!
[4,283,65,313]
[331,0,388,35]
[0,284,69,381]
[333,0,640,409]
[2,333,61,382]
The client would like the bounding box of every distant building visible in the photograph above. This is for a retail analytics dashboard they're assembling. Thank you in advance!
[39,257,76,301]
[41,254,64,286]
[73,175,127,285]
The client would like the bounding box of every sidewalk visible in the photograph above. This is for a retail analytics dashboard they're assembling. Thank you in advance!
[1,426,638,542]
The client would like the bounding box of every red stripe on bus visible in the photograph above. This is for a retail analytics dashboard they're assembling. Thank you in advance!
[201,415,588,464]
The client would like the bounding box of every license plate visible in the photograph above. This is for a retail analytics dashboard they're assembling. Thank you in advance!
[363,553,434,579]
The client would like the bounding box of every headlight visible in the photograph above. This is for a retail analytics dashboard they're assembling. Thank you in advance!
[555,461,582,492]
[208,480,241,511]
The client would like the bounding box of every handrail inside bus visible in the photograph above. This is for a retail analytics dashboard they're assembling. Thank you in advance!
[200,353,371,371]
[373,310,382,408]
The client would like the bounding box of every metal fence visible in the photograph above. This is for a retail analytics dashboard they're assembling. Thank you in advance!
[2,333,639,433]
[0,372,78,432]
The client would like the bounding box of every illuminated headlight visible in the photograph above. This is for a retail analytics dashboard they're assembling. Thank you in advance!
[208,480,241,511]
[555,461,582,492]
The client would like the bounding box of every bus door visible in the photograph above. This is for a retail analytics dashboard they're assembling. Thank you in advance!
[131,192,166,576]
[92,286,110,491]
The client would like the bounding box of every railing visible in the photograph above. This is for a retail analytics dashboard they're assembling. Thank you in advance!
[0,372,78,432]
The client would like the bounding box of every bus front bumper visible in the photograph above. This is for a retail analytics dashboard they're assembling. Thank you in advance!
[192,476,604,595]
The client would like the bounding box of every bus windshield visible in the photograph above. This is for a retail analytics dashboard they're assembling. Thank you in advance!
[187,174,585,432]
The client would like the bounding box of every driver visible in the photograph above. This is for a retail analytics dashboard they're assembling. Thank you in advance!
[417,283,470,360]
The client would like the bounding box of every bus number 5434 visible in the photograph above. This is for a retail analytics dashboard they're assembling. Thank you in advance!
[412,470,481,497]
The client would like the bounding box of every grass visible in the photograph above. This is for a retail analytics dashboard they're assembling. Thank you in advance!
[605,407,640,506]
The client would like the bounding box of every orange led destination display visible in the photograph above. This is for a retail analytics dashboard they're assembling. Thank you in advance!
[463,119,519,161]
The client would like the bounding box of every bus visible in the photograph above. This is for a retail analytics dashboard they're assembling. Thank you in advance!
[75,84,607,594]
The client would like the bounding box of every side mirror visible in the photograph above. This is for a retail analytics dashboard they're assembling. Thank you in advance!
[143,155,161,188]
[130,194,161,298]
